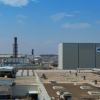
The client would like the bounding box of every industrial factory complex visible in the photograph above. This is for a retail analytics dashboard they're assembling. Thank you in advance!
[0,38,100,100]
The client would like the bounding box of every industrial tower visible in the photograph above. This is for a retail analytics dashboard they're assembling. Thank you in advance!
[13,37,18,58]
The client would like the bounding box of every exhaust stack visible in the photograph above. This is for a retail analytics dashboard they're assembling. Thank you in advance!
[13,37,18,58]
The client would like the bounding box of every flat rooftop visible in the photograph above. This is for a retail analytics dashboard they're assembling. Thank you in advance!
[16,69,35,77]
[35,70,100,99]
[36,70,100,86]
[15,69,37,85]
[0,77,14,86]
[0,69,37,85]
[0,85,11,95]
[44,83,100,100]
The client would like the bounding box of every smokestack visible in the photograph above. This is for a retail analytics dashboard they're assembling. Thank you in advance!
[13,37,18,58]
[32,49,34,59]
[32,49,34,56]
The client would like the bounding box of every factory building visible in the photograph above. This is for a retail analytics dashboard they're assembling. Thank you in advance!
[58,43,100,69]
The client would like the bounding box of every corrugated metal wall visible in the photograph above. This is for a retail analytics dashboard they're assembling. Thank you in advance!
[63,43,78,69]
[96,43,100,68]
[79,43,95,68]
[58,43,100,69]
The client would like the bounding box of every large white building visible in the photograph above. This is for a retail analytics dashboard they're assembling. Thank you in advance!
[58,43,100,69]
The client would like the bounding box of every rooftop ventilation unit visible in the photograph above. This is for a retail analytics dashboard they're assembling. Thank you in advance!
[41,73,47,79]
[62,92,72,100]
[74,82,83,86]
[53,86,64,90]
[80,86,92,90]
[50,80,57,85]
[88,91,100,96]
[80,97,97,100]
[51,97,55,100]
[56,89,72,100]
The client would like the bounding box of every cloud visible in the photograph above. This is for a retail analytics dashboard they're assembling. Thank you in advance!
[65,14,74,17]
[96,20,100,24]
[32,0,39,3]
[62,23,91,29]
[51,12,74,21]
[16,14,27,24]
[0,0,38,7]
[17,19,24,24]
[16,14,27,19]
[0,13,3,16]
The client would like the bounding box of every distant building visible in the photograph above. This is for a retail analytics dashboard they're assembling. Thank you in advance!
[2,57,29,66]
[58,43,100,69]
[40,54,58,63]
[0,54,30,66]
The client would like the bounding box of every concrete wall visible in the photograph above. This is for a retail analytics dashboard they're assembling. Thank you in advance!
[58,43,100,69]
[35,72,51,100]
[58,43,63,69]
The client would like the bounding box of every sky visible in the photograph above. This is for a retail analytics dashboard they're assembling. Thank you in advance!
[0,0,100,55]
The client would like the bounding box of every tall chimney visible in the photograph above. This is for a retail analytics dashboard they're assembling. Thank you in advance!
[32,49,34,59]
[13,37,18,58]
[32,49,34,56]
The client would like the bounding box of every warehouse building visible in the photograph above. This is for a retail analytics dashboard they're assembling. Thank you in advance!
[58,43,100,69]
